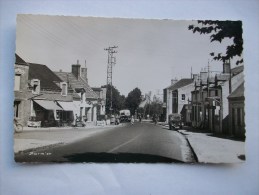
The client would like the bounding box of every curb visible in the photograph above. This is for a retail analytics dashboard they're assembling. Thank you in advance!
[177,130,199,163]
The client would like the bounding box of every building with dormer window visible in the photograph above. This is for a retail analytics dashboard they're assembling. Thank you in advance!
[28,62,76,127]
[54,61,100,125]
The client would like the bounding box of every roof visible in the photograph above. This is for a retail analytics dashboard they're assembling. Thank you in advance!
[29,63,62,91]
[167,78,193,91]
[231,65,244,76]
[216,74,230,81]
[55,71,98,100]
[33,91,74,101]
[15,54,28,66]
[92,87,103,91]
[228,82,244,99]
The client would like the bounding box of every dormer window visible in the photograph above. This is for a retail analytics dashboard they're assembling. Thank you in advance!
[31,79,40,94]
[14,74,21,91]
[60,82,67,96]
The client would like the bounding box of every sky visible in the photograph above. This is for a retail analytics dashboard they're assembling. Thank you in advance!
[16,14,237,97]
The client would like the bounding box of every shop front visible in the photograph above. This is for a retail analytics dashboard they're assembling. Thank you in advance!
[56,101,76,126]
[31,99,63,127]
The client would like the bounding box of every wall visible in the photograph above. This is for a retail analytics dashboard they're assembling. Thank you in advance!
[177,83,194,114]
[14,64,30,126]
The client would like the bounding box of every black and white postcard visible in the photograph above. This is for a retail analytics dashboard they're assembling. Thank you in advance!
[14,15,245,163]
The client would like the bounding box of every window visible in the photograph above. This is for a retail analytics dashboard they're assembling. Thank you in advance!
[60,82,67,96]
[181,94,185,101]
[237,108,241,126]
[31,79,40,94]
[215,89,218,97]
[14,101,20,117]
[172,91,178,113]
[81,92,83,101]
[14,74,21,91]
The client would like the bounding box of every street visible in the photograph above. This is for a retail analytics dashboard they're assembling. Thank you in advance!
[15,122,196,163]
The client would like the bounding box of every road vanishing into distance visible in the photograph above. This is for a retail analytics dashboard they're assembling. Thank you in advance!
[15,122,196,163]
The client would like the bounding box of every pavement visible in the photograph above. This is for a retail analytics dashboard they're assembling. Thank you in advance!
[14,124,124,153]
[163,124,245,164]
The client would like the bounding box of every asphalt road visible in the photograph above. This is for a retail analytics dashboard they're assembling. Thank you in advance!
[15,122,196,163]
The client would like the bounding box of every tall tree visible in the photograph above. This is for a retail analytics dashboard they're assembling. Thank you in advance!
[142,98,163,119]
[125,88,142,115]
[188,20,243,65]
[102,84,125,115]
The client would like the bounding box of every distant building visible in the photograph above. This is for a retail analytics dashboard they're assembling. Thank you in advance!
[163,78,194,123]
[92,87,107,120]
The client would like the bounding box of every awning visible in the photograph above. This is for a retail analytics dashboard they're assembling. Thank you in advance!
[33,100,63,110]
[57,101,77,111]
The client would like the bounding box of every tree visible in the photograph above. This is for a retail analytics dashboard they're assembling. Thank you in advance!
[125,88,142,115]
[143,99,163,119]
[102,84,125,116]
[188,20,243,65]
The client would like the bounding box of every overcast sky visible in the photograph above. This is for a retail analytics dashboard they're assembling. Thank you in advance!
[16,14,236,96]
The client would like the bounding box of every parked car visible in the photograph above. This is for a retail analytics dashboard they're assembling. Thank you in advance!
[75,121,86,127]
[168,113,183,130]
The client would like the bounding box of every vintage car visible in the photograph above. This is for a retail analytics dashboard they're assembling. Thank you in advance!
[119,109,131,122]
[168,113,183,130]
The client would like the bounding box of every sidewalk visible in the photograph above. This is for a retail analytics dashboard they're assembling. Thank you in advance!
[14,124,124,153]
[177,129,245,163]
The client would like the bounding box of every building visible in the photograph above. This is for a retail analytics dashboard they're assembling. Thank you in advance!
[54,61,99,125]
[28,63,75,127]
[191,62,244,135]
[92,87,107,120]
[164,78,194,123]
[228,82,245,138]
[14,54,30,126]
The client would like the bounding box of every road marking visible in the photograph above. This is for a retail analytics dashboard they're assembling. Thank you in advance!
[108,134,141,153]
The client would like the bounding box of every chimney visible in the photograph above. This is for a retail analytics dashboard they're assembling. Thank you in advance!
[81,67,88,83]
[71,60,81,79]
[223,59,231,74]
[171,78,178,85]
[200,71,208,84]
[192,74,198,83]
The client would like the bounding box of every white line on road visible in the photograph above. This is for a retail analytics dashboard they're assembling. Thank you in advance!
[108,134,141,153]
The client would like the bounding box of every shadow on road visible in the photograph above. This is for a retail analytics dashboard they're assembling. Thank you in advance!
[63,152,183,163]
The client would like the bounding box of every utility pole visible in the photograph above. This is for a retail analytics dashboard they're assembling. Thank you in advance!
[207,59,210,98]
[104,46,118,115]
